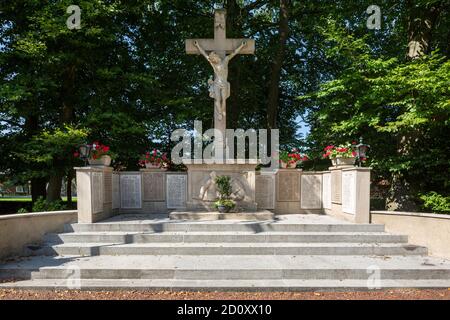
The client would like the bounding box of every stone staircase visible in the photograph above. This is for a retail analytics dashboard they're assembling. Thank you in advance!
[1,214,450,291]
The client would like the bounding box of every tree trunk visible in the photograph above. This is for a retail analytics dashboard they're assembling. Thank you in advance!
[47,172,64,201]
[46,65,76,201]
[31,177,47,202]
[24,114,48,202]
[66,168,74,206]
[266,0,290,130]
[406,0,442,58]
[226,0,243,129]
[386,1,442,210]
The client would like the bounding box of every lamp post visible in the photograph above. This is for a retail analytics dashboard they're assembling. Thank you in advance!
[352,137,370,167]
[78,144,92,166]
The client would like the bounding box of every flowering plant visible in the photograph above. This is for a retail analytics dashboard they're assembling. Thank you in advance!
[322,144,356,159]
[279,148,309,167]
[90,142,111,159]
[138,149,168,168]
[73,142,112,160]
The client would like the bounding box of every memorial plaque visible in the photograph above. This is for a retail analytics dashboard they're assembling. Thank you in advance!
[112,173,120,209]
[143,172,165,201]
[342,171,356,215]
[331,170,342,204]
[301,174,322,209]
[322,173,332,209]
[277,171,300,202]
[103,171,112,204]
[91,172,103,214]
[166,174,187,209]
[256,174,275,209]
[120,174,142,209]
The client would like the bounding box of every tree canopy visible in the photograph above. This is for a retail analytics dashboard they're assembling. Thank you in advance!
[0,1,449,211]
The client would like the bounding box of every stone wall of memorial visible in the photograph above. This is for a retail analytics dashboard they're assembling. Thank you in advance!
[75,166,371,223]
[268,167,370,222]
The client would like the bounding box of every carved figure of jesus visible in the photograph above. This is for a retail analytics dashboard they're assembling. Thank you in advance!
[194,40,247,122]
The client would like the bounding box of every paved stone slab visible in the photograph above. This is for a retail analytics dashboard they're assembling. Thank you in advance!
[2,278,450,291]
[169,211,275,221]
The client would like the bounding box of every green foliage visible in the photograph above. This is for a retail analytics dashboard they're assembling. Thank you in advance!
[18,126,88,165]
[420,192,450,214]
[16,208,28,214]
[32,197,67,212]
[299,14,450,204]
[214,199,236,210]
[0,1,448,208]
[215,175,233,200]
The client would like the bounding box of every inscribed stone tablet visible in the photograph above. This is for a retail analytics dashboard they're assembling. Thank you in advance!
[103,171,112,204]
[277,171,300,202]
[143,172,165,201]
[301,174,322,209]
[342,171,356,215]
[331,170,342,204]
[322,173,332,209]
[112,173,120,209]
[120,174,142,209]
[92,172,103,214]
[256,174,275,209]
[166,174,187,209]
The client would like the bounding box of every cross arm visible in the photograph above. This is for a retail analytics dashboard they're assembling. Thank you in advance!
[185,39,255,55]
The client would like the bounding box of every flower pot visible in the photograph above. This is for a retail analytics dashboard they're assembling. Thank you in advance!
[145,162,161,169]
[88,155,111,167]
[217,205,230,213]
[280,162,297,169]
[288,162,298,168]
[331,158,338,166]
[336,157,356,166]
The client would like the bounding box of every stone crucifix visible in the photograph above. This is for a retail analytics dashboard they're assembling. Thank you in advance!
[186,9,255,138]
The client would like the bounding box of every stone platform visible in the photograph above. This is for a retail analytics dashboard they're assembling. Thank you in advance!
[1,214,450,291]
[169,210,274,221]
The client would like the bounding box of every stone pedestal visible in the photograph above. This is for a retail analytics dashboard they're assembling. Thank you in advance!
[169,210,274,221]
[76,166,114,223]
[185,163,257,211]
[328,166,371,223]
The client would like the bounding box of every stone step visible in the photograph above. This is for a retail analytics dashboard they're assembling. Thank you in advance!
[45,232,408,244]
[44,242,427,256]
[2,255,449,281]
[3,278,450,291]
[66,222,385,233]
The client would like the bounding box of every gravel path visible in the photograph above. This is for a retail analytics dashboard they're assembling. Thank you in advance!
[0,289,449,300]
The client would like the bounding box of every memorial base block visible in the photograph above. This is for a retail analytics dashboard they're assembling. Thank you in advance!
[185,163,258,211]
[169,210,274,221]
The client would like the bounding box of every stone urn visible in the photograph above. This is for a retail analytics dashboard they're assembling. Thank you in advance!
[336,157,356,166]
[280,161,297,169]
[145,162,161,169]
[88,155,111,167]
